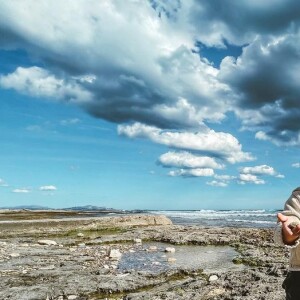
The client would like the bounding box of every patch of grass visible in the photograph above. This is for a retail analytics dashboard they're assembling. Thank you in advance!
[232,256,264,267]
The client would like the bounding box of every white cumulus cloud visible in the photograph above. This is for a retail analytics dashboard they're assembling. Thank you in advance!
[238,174,265,185]
[238,164,284,184]
[12,188,31,193]
[118,122,254,164]
[169,168,214,177]
[240,165,276,176]
[158,151,224,169]
[206,180,228,187]
[0,67,92,103]
[39,185,57,191]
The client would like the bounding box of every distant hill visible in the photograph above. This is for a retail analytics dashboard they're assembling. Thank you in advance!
[65,205,120,211]
[0,204,146,214]
[0,205,50,210]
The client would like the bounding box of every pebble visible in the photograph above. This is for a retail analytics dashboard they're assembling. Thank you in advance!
[209,275,218,282]
[109,249,122,259]
[147,246,157,251]
[167,257,177,263]
[67,295,77,299]
[134,238,142,244]
[111,265,118,269]
[9,253,20,258]
[77,233,84,238]
[37,240,57,246]
[165,247,176,253]
[39,265,56,270]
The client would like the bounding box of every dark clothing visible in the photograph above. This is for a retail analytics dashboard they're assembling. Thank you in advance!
[283,272,300,299]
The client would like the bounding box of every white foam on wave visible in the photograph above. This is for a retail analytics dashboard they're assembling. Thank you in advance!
[226,219,276,224]
[150,210,276,219]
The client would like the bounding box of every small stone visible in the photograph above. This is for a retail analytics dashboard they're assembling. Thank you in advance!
[134,238,142,244]
[111,265,118,269]
[67,295,78,300]
[108,249,122,260]
[152,261,161,265]
[103,264,109,269]
[209,275,218,282]
[38,240,57,246]
[78,243,86,248]
[148,246,157,251]
[165,247,176,253]
[129,249,135,253]
[39,265,55,270]
[167,257,177,263]
[10,253,20,258]
[77,233,84,238]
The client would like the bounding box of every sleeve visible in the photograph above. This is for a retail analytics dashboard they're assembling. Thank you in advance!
[274,187,300,247]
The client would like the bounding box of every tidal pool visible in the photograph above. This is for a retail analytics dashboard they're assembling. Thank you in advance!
[118,242,245,274]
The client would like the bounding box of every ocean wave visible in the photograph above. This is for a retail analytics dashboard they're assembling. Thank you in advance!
[149,210,276,218]
[226,219,276,224]
[148,209,277,227]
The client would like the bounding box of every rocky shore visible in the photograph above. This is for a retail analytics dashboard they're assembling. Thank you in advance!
[0,211,288,299]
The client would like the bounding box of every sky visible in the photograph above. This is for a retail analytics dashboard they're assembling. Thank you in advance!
[1,0,300,210]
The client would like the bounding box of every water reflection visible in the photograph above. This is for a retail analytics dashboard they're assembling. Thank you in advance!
[118,242,245,274]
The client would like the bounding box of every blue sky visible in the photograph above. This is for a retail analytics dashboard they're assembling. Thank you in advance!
[1,0,300,209]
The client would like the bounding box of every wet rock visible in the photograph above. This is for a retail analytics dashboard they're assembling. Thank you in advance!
[148,246,158,251]
[167,257,177,263]
[165,247,175,253]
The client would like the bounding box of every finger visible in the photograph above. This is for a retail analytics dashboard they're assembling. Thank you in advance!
[292,225,300,236]
[278,213,288,223]
[283,222,294,236]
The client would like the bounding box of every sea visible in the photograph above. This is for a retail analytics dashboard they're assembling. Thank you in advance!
[147,209,280,228]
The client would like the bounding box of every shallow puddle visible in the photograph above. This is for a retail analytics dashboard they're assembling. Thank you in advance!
[118,242,245,274]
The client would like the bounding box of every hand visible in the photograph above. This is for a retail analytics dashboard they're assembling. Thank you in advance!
[277,213,300,245]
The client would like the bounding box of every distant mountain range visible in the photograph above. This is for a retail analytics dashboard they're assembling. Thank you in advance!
[0,204,145,213]
[0,205,50,210]
[65,205,122,212]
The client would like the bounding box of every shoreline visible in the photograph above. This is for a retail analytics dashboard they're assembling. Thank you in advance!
[0,212,287,299]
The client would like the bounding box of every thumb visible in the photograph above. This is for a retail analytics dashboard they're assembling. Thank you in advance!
[277,212,288,223]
